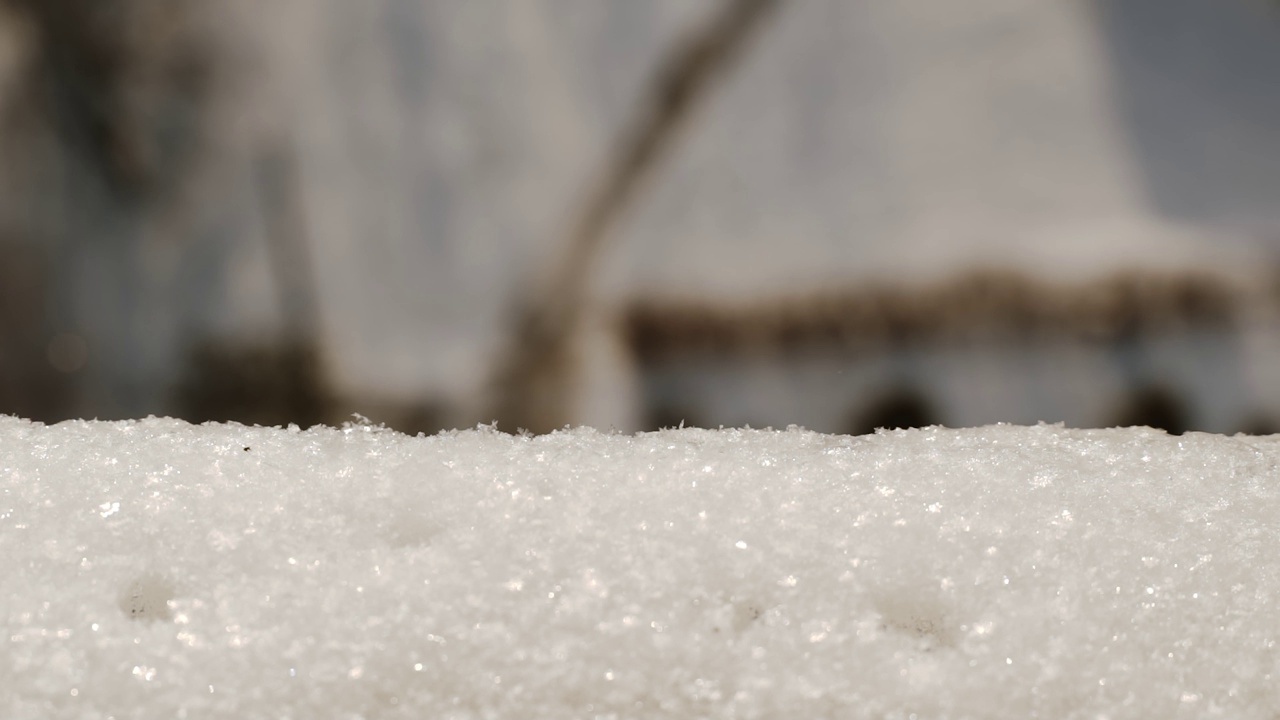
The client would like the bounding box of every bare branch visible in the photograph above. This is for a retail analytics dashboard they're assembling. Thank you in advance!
[488,0,781,433]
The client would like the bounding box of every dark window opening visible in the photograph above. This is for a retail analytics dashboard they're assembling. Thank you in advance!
[847,386,938,436]
[1109,384,1192,436]
[644,403,706,431]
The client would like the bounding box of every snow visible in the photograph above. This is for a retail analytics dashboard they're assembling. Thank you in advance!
[3,417,1279,718]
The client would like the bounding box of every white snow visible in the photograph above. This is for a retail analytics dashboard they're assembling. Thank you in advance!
[3,417,1279,718]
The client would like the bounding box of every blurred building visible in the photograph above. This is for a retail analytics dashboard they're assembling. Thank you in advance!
[1,0,1279,433]
[624,269,1280,434]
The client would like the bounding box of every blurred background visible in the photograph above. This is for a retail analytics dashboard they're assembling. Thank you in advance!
[2,0,1280,436]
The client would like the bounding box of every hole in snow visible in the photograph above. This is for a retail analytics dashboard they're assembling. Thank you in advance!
[384,506,440,548]
[872,589,956,650]
[118,572,175,622]
[704,595,765,636]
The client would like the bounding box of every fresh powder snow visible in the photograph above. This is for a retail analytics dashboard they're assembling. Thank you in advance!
[2,417,1278,718]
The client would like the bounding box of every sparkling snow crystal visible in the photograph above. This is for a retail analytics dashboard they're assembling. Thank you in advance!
[2,417,1278,718]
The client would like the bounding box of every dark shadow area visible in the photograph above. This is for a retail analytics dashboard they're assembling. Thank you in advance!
[643,402,707,431]
[1,0,214,202]
[1108,384,1192,435]
[171,340,329,428]
[847,386,938,436]
[0,0,221,423]
[170,339,455,434]
[331,398,453,437]
[1235,414,1278,436]
[387,402,451,437]
[0,244,76,422]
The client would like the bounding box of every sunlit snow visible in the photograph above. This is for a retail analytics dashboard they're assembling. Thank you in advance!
[2,417,1278,718]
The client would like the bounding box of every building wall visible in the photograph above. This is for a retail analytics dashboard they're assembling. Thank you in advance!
[625,272,1279,434]
[2,1,1280,429]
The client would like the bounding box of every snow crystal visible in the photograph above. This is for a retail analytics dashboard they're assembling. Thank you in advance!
[2,417,1278,718]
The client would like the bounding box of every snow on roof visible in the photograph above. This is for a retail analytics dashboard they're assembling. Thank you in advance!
[623,268,1259,360]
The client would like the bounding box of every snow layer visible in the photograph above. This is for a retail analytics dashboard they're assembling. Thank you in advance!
[2,417,1278,719]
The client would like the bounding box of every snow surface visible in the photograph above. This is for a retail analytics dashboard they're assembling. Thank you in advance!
[2,417,1278,718]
